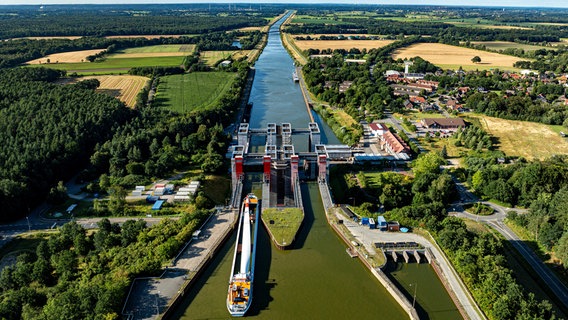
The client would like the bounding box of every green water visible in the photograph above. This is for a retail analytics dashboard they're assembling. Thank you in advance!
[385,262,462,320]
[173,183,406,319]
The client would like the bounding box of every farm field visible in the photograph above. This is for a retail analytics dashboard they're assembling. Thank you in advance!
[392,43,525,71]
[474,115,568,160]
[117,44,195,54]
[154,72,237,113]
[78,75,149,107]
[108,45,195,58]
[469,41,550,51]
[25,49,106,64]
[28,56,184,75]
[293,38,394,51]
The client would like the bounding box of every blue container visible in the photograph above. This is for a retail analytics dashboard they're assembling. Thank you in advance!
[361,217,370,225]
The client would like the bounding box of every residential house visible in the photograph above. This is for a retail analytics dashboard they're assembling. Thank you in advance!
[369,123,389,137]
[380,130,411,157]
[421,118,466,129]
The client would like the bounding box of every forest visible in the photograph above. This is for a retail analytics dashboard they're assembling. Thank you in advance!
[0,212,207,319]
[0,4,272,39]
[0,68,133,222]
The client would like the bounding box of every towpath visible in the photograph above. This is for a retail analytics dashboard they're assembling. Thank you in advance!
[122,208,237,320]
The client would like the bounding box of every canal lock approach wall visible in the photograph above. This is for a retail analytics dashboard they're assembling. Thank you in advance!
[317,181,420,320]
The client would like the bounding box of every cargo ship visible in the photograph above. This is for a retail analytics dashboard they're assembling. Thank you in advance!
[227,194,259,317]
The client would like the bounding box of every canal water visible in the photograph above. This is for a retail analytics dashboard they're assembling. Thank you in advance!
[173,11,459,320]
[173,183,406,319]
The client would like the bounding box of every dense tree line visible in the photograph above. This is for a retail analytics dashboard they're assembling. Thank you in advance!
[0,12,266,39]
[467,154,568,259]
[0,210,207,319]
[515,51,568,74]
[466,91,568,126]
[0,68,133,222]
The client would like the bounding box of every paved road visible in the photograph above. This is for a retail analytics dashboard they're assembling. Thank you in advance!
[488,220,568,308]
[122,208,237,319]
[450,175,568,309]
[334,209,484,320]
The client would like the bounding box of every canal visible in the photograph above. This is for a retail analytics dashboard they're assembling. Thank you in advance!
[173,11,459,320]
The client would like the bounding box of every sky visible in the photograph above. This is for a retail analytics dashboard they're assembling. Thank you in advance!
[0,0,567,9]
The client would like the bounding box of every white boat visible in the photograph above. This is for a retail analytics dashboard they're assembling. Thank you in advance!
[292,71,299,82]
[227,194,259,317]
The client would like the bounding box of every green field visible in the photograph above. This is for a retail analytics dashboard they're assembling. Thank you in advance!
[29,56,184,75]
[470,41,550,52]
[118,44,195,54]
[261,208,304,247]
[154,72,237,113]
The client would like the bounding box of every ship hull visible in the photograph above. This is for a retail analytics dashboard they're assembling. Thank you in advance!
[227,194,259,317]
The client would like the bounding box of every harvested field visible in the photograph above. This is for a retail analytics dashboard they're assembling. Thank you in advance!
[76,75,149,107]
[237,26,263,31]
[25,49,105,64]
[293,39,394,51]
[475,115,568,160]
[392,43,525,70]
[16,36,82,40]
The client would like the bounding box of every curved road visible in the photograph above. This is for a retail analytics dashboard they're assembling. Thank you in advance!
[451,177,568,309]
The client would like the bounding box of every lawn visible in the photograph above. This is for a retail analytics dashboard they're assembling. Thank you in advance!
[472,115,568,160]
[200,51,242,66]
[201,175,231,205]
[28,56,185,75]
[0,233,50,266]
[154,72,237,113]
[392,43,526,71]
[261,208,304,248]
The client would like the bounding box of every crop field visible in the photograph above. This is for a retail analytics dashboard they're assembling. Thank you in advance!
[118,44,195,54]
[15,36,82,40]
[474,115,568,160]
[154,72,237,113]
[293,38,394,51]
[28,56,184,75]
[470,41,550,52]
[392,43,525,70]
[26,49,106,64]
[78,75,149,107]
